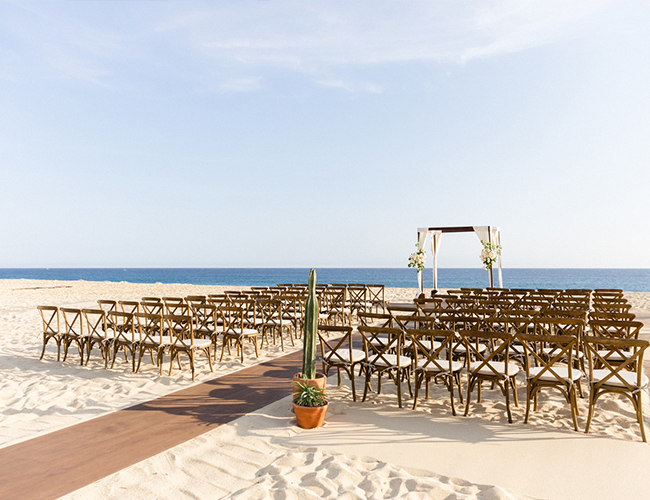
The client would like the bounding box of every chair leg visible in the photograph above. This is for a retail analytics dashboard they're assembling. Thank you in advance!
[585,388,596,434]
[464,378,474,417]
[412,373,421,410]
[448,375,456,416]
[511,376,519,408]
[169,349,176,376]
[349,366,356,402]
[396,369,403,409]
[525,384,533,423]
[570,385,579,432]
[504,380,513,423]
[635,392,646,443]
[206,347,214,373]
[40,336,48,361]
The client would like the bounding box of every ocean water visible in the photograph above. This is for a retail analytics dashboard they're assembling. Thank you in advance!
[0,268,649,292]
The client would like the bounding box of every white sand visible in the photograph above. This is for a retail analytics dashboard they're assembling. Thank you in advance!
[2,279,650,499]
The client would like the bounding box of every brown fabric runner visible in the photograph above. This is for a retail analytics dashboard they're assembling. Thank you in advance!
[0,350,303,500]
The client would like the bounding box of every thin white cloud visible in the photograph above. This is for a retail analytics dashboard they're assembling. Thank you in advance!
[219,76,262,92]
[0,0,614,88]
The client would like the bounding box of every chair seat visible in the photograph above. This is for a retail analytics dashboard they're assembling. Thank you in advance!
[324,348,366,364]
[369,354,411,368]
[225,328,258,337]
[542,347,584,359]
[596,349,631,361]
[417,359,463,373]
[469,361,519,377]
[453,343,488,354]
[529,366,582,382]
[404,340,441,350]
[592,369,648,389]
[141,335,173,346]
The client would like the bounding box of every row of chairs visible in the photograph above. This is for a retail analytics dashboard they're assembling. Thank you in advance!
[319,302,649,441]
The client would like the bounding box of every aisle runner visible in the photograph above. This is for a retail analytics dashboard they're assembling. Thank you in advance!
[0,350,303,500]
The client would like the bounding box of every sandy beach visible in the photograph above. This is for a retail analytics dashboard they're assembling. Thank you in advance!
[2,279,650,499]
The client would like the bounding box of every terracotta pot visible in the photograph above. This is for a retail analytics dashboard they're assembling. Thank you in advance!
[293,402,328,429]
[292,372,326,396]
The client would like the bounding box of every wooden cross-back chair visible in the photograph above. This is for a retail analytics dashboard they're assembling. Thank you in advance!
[165,314,213,381]
[318,325,365,401]
[588,320,643,367]
[257,299,292,350]
[60,308,86,365]
[38,305,62,361]
[347,285,367,318]
[583,336,650,442]
[133,311,170,375]
[366,284,386,313]
[228,297,257,329]
[592,302,632,314]
[459,330,520,423]
[189,303,219,360]
[218,306,259,363]
[279,293,303,339]
[358,326,412,408]
[407,328,464,415]
[533,317,586,372]
[392,314,437,332]
[321,288,350,326]
[518,333,581,431]
[109,311,137,371]
[82,309,111,367]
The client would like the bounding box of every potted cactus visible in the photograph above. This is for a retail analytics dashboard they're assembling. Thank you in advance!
[293,380,328,429]
[292,269,327,403]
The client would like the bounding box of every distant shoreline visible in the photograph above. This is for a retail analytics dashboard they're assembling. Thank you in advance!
[1,267,649,291]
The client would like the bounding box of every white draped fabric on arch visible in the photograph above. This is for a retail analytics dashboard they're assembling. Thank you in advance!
[416,226,503,293]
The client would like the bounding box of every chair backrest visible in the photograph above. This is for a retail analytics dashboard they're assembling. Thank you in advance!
[458,330,515,377]
[164,302,190,316]
[318,325,358,366]
[406,328,458,374]
[60,308,84,338]
[207,294,231,308]
[533,317,585,338]
[107,311,136,342]
[82,309,107,340]
[518,333,577,382]
[589,320,643,341]
[97,300,117,313]
[185,295,207,307]
[141,297,162,303]
[190,303,217,335]
[583,336,649,389]
[357,311,394,328]
[347,285,367,313]
[38,305,59,334]
[134,311,164,344]
[216,306,245,333]
[140,301,164,315]
[392,314,437,331]
[118,301,140,314]
[588,311,636,322]
[592,302,632,314]
[358,326,406,368]
[257,299,283,326]
[163,314,195,347]
[366,284,386,310]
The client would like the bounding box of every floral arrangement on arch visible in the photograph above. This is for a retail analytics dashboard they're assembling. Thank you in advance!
[408,243,426,273]
[480,240,501,270]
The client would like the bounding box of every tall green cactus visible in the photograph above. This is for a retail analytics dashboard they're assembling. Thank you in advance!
[302,269,319,379]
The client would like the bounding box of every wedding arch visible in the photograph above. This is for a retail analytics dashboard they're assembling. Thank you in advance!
[416,226,503,293]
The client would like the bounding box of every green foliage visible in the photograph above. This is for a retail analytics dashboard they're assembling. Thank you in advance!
[301,269,318,379]
[293,381,328,407]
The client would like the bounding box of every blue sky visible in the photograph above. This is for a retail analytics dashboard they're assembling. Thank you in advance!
[1,1,649,268]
